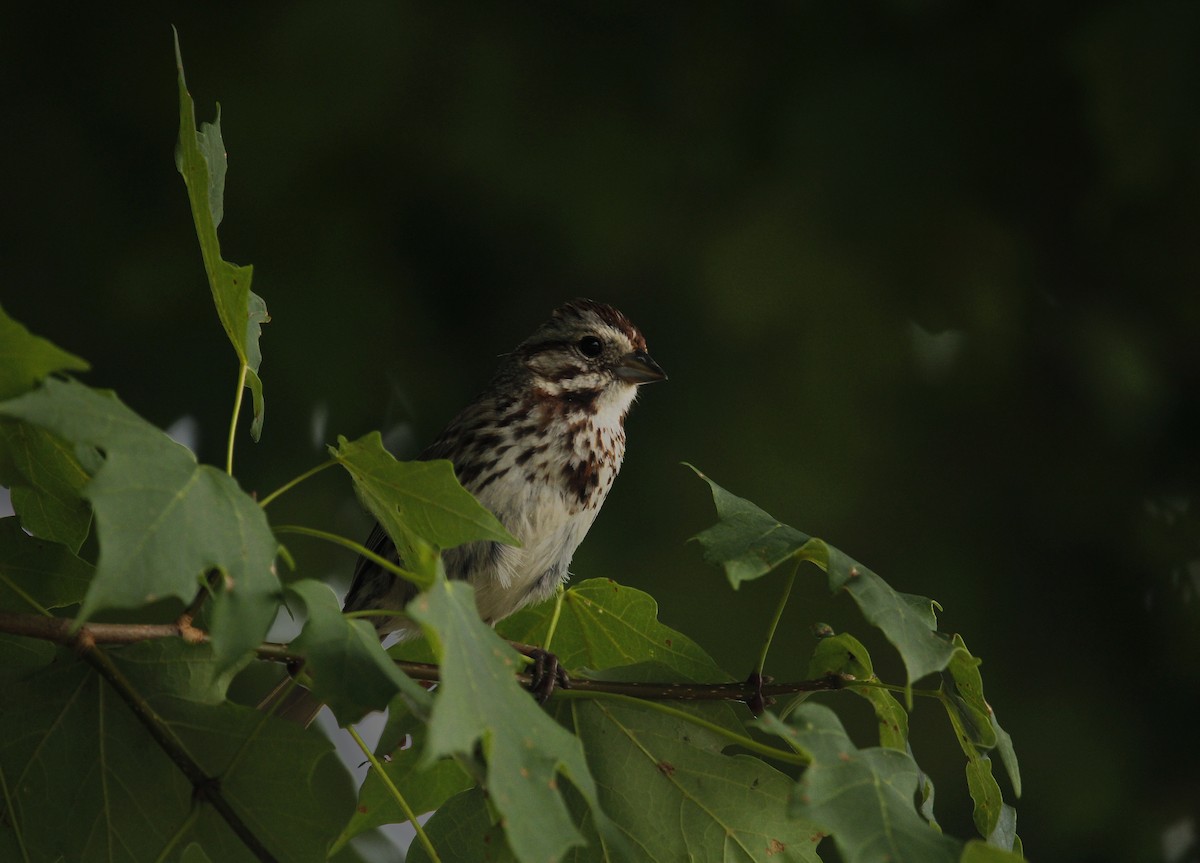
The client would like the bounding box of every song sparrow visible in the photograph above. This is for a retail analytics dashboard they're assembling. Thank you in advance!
[265,299,664,721]
[344,298,665,633]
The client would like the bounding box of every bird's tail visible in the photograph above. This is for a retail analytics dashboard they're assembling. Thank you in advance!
[256,674,326,728]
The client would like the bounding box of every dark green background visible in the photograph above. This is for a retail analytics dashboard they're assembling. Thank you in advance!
[5,4,1198,861]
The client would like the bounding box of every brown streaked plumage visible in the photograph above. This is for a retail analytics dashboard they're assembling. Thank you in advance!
[342,298,665,632]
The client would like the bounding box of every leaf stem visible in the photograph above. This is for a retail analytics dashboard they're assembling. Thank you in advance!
[852,678,944,699]
[343,608,412,620]
[0,572,53,618]
[541,584,567,653]
[226,361,249,475]
[257,458,337,509]
[561,690,810,766]
[756,559,798,676]
[347,725,441,863]
[272,524,423,584]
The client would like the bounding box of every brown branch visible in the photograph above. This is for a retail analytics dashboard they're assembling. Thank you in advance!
[176,569,222,641]
[533,672,846,702]
[0,613,199,645]
[0,611,848,707]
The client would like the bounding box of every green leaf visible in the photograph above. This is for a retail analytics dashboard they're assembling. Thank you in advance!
[106,637,247,704]
[181,843,215,863]
[0,378,280,665]
[0,824,22,863]
[174,31,268,440]
[688,464,811,587]
[0,640,354,862]
[331,432,518,557]
[567,698,824,862]
[0,516,93,613]
[333,716,473,851]
[0,634,56,681]
[413,697,826,863]
[499,578,730,681]
[404,788,505,863]
[405,574,622,862]
[0,420,93,552]
[690,466,961,692]
[964,756,1004,841]
[807,632,909,749]
[960,839,1026,862]
[941,636,997,750]
[758,704,962,863]
[286,579,428,725]
[0,302,89,401]
[991,713,1022,799]
[916,759,942,832]
[0,519,90,679]
[938,634,1021,838]
[986,805,1019,854]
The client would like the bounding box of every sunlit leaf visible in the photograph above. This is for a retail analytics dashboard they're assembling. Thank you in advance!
[331,432,517,559]
[939,634,1021,838]
[499,577,729,681]
[807,631,908,749]
[0,378,280,665]
[174,31,268,440]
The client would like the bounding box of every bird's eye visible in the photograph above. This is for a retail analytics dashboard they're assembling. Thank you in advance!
[577,335,603,358]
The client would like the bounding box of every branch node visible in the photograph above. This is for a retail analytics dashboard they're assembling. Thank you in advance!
[177,617,207,644]
[744,671,775,716]
[192,775,223,804]
[74,625,97,654]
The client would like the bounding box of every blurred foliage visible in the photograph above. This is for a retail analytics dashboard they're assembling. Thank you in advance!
[3,3,1199,860]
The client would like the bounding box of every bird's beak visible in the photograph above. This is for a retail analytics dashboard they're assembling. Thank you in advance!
[615,349,667,384]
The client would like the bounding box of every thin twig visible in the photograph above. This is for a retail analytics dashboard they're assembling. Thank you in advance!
[541,584,567,653]
[757,560,798,677]
[226,361,248,476]
[0,613,192,644]
[272,524,424,585]
[347,725,442,863]
[258,458,337,509]
[176,570,221,642]
[534,672,846,703]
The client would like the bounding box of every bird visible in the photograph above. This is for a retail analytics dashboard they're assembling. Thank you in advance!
[266,299,665,723]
